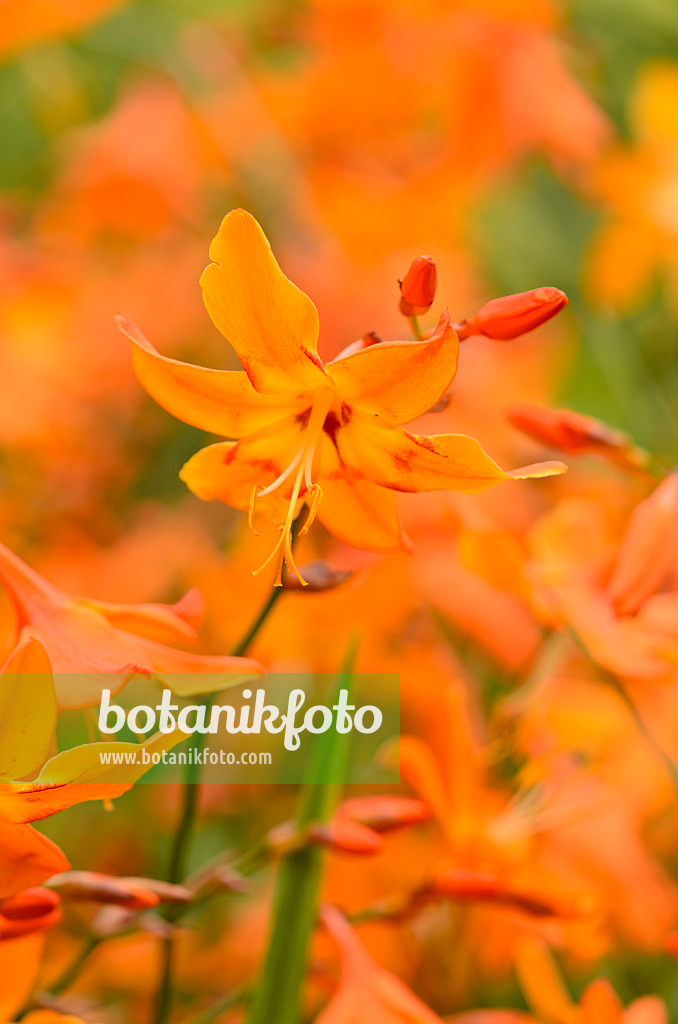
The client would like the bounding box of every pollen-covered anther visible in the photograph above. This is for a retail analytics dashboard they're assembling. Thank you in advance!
[299,484,324,538]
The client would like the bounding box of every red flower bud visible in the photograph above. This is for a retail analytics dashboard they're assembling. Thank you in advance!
[336,795,431,832]
[508,405,634,455]
[398,255,437,316]
[459,287,568,341]
[0,887,62,940]
[47,870,161,910]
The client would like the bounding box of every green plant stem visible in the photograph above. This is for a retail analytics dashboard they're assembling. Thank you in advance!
[152,582,287,1024]
[409,314,425,340]
[246,641,358,1024]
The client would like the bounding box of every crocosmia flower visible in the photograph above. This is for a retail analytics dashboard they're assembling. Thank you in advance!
[120,209,564,585]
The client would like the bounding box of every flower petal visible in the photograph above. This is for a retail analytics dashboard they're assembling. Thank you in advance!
[0,730,188,824]
[0,822,69,899]
[0,639,56,783]
[316,476,410,553]
[327,310,458,424]
[200,209,329,393]
[119,315,296,438]
[336,412,566,494]
[179,418,307,519]
[81,588,204,644]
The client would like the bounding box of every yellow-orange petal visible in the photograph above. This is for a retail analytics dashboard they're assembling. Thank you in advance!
[179,419,306,518]
[200,209,329,394]
[336,412,565,494]
[80,588,204,644]
[0,638,56,784]
[327,310,458,424]
[316,476,410,554]
[118,315,297,437]
[0,932,45,1019]
[0,822,69,900]
[578,980,624,1024]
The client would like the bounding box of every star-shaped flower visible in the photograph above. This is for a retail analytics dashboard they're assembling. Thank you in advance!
[119,209,564,585]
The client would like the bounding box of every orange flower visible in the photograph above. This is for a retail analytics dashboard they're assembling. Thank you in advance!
[514,936,668,1024]
[0,540,264,706]
[606,474,678,616]
[457,288,568,341]
[528,480,678,679]
[316,904,444,1023]
[121,209,564,585]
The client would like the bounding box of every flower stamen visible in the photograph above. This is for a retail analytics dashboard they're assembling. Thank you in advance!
[299,484,323,538]
[248,484,259,535]
[251,390,334,587]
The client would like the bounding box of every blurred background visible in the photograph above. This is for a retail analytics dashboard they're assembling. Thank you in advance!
[3,0,678,1019]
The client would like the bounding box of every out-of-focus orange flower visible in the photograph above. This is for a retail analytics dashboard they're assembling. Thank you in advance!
[315,903,444,1023]
[514,936,668,1024]
[456,289,568,341]
[587,61,678,312]
[399,257,437,317]
[123,209,564,584]
[606,474,678,616]
[391,678,606,959]
[0,539,264,706]
[0,887,61,941]
[508,405,647,468]
[528,479,678,679]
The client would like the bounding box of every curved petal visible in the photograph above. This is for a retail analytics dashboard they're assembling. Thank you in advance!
[315,476,410,553]
[0,730,188,824]
[200,209,329,393]
[336,412,566,494]
[327,310,459,423]
[118,315,296,438]
[0,822,69,899]
[81,588,204,644]
[136,641,265,695]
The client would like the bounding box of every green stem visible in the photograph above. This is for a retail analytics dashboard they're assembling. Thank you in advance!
[246,641,358,1024]
[409,314,425,341]
[152,581,288,1024]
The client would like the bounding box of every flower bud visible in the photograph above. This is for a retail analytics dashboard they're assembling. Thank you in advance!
[507,405,645,468]
[398,255,437,316]
[0,887,62,940]
[458,287,568,341]
[336,795,431,832]
[47,870,161,910]
[283,561,353,592]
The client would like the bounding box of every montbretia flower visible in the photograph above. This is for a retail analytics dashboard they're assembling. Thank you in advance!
[120,209,564,585]
[0,541,264,706]
[317,904,444,1024]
